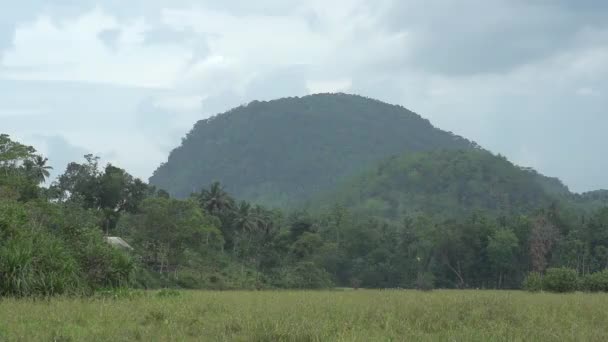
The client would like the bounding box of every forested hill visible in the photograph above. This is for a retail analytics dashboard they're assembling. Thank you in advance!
[319,149,569,219]
[150,93,478,206]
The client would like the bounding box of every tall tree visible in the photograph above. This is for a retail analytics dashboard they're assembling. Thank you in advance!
[197,182,234,216]
[24,155,52,184]
[51,155,147,234]
[487,228,519,288]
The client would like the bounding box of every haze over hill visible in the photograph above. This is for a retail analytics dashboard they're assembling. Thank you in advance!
[150,93,479,206]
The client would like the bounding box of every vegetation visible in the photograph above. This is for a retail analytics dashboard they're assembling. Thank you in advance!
[522,268,608,293]
[0,135,133,296]
[1,290,608,341]
[3,128,608,294]
[522,272,544,292]
[150,93,477,207]
[3,89,608,340]
[318,149,563,218]
[541,267,579,293]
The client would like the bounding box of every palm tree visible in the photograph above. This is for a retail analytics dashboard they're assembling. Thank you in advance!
[252,205,274,236]
[198,181,234,215]
[24,155,52,184]
[234,201,259,234]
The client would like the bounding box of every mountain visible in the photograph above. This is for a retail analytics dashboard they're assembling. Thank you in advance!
[150,93,478,206]
[319,149,566,218]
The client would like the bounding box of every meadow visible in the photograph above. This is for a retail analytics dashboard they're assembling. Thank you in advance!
[1,290,607,341]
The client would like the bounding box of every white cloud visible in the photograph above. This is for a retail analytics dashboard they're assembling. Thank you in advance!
[153,95,204,112]
[0,8,192,88]
[576,87,597,96]
[306,79,352,94]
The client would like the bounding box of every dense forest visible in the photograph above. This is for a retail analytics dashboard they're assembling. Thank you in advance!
[315,149,561,219]
[2,95,608,296]
[150,93,478,207]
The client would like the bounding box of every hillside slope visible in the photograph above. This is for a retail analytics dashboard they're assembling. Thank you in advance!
[150,93,477,206]
[320,149,565,218]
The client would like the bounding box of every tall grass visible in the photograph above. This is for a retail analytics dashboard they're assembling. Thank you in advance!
[0,290,607,341]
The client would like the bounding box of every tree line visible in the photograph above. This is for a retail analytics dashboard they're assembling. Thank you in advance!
[1,134,608,296]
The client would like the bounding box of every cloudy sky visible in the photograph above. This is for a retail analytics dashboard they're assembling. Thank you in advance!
[1,0,607,192]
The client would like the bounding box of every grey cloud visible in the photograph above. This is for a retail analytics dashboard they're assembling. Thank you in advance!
[200,90,244,116]
[383,0,608,75]
[195,66,308,117]
[134,97,196,152]
[242,66,309,101]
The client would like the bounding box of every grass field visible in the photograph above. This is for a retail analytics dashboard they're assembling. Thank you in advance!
[1,290,607,341]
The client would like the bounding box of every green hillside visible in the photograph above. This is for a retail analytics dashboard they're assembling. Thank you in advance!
[149,93,477,206]
[319,149,568,219]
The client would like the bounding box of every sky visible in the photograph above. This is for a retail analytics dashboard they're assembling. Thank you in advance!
[1,0,607,193]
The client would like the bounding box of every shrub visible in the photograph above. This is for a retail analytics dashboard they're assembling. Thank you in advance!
[0,229,81,297]
[581,270,608,292]
[416,272,435,291]
[522,272,543,292]
[274,262,334,289]
[542,267,578,293]
[63,227,134,291]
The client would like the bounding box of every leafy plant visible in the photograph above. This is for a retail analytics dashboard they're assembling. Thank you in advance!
[542,268,578,293]
[580,270,608,292]
[522,272,543,292]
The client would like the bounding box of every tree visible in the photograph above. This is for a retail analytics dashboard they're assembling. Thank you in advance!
[0,135,41,200]
[197,182,234,216]
[289,211,315,241]
[529,215,558,273]
[120,197,223,273]
[23,155,52,184]
[51,156,147,234]
[0,134,36,170]
[233,201,259,234]
[487,228,519,288]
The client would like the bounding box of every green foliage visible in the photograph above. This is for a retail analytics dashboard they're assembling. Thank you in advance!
[51,155,148,233]
[580,270,608,292]
[522,272,544,292]
[0,227,81,297]
[274,262,333,289]
[118,197,223,270]
[3,124,608,295]
[150,94,477,207]
[324,149,558,218]
[416,272,435,291]
[0,134,46,201]
[542,268,579,293]
[0,199,134,297]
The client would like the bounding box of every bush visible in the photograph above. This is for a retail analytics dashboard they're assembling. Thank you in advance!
[416,272,435,291]
[274,262,334,289]
[542,268,578,293]
[56,221,134,291]
[0,229,81,297]
[0,200,135,297]
[522,272,543,292]
[581,270,608,292]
